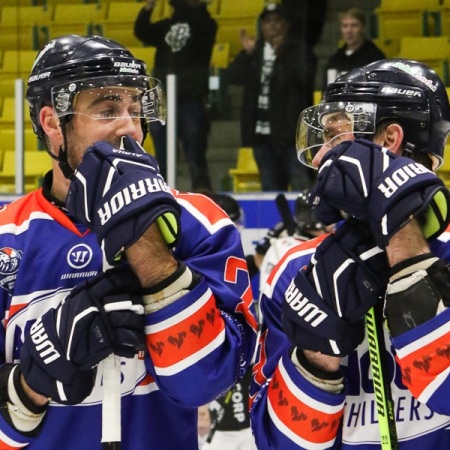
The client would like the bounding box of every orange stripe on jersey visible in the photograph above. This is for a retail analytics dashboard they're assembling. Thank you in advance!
[266,234,328,286]
[6,302,27,324]
[268,363,342,445]
[0,437,26,449]
[175,192,227,226]
[138,373,155,386]
[396,327,450,398]
[252,329,269,387]
[0,189,87,236]
[146,291,224,369]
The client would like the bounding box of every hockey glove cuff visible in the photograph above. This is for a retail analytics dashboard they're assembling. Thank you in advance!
[384,253,450,337]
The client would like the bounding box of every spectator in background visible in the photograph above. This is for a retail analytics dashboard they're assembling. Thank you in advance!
[281,0,328,50]
[134,0,216,191]
[324,7,385,87]
[227,3,317,192]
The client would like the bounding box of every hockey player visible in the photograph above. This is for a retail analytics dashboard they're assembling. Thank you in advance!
[258,190,327,293]
[250,59,450,449]
[0,35,257,449]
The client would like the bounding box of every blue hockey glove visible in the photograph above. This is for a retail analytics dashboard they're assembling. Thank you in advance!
[20,266,145,405]
[309,139,450,247]
[66,135,181,264]
[282,221,389,356]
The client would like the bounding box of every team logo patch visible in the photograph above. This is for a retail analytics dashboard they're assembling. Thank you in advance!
[0,247,22,291]
[67,244,93,269]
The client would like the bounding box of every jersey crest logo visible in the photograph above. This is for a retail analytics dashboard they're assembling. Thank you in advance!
[0,247,22,292]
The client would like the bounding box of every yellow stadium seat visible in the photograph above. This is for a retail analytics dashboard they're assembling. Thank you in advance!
[0,5,53,29]
[313,90,322,105]
[105,1,147,23]
[25,150,52,178]
[0,150,50,194]
[437,142,450,188]
[375,0,441,40]
[0,129,40,153]
[102,2,149,47]
[396,36,450,84]
[0,97,31,128]
[229,147,261,192]
[0,78,16,98]
[0,50,38,78]
[207,0,221,17]
[101,25,143,48]
[1,0,35,6]
[142,134,155,157]
[218,1,265,18]
[372,38,400,59]
[128,46,157,74]
[215,0,265,59]
[210,42,229,71]
[49,3,106,39]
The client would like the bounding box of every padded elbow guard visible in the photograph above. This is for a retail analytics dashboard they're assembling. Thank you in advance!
[384,254,450,337]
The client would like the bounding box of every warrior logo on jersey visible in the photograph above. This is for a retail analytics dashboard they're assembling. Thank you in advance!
[67,243,93,269]
[0,247,22,291]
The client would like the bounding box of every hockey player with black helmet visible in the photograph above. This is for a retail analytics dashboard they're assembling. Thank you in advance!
[0,35,257,449]
[250,59,450,449]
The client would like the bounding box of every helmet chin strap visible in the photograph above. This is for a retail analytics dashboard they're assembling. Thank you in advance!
[42,116,76,180]
[58,145,76,180]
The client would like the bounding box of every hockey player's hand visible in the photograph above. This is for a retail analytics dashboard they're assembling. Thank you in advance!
[282,221,389,356]
[66,135,181,264]
[309,139,450,247]
[254,222,285,256]
[20,267,145,405]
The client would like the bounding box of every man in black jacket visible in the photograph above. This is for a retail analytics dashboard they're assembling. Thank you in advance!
[325,7,386,87]
[227,4,317,192]
[134,0,217,191]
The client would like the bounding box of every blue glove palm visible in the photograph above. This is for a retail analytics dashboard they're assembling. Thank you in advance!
[282,221,389,356]
[21,267,145,405]
[66,136,181,264]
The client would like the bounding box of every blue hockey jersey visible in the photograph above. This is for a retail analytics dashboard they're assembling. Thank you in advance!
[250,229,450,449]
[0,187,257,449]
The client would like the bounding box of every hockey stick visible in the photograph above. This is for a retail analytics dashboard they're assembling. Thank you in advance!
[365,303,398,450]
[101,253,122,449]
[275,193,296,236]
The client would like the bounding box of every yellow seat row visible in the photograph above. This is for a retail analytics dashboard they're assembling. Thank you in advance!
[0,149,51,194]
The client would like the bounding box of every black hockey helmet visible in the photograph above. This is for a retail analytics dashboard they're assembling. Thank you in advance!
[297,59,450,169]
[294,190,325,237]
[202,191,243,225]
[27,35,166,143]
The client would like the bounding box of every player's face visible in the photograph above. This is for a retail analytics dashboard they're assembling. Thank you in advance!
[311,112,354,167]
[340,15,365,49]
[64,86,145,169]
